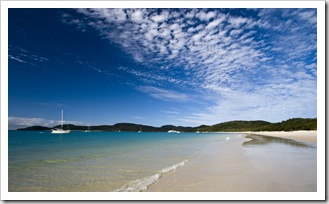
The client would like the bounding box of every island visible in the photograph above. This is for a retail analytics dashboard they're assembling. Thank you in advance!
[17,118,317,132]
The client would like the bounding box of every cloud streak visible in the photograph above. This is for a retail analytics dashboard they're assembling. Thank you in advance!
[137,86,189,102]
[8,46,49,66]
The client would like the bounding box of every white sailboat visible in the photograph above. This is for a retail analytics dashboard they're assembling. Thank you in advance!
[168,130,181,133]
[52,110,70,134]
[84,125,91,132]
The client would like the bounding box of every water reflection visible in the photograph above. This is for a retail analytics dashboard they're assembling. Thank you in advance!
[243,134,314,148]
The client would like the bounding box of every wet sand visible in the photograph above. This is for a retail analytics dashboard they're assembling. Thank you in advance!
[145,132,316,192]
[248,130,317,143]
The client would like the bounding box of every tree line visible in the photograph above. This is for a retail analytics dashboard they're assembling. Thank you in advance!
[18,118,316,132]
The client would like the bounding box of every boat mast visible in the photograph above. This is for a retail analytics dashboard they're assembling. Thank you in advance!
[61,109,64,129]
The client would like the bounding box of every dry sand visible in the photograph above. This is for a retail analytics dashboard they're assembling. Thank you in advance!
[144,131,317,192]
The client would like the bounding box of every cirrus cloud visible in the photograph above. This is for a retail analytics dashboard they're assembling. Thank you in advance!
[62,8,317,125]
[136,86,189,102]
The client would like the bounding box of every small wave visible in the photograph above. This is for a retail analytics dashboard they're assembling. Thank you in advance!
[160,160,187,174]
[115,159,188,192]
[115,174,161,192]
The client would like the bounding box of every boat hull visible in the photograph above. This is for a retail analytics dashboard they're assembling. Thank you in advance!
[51,129,71,134]
[168,130,181,133]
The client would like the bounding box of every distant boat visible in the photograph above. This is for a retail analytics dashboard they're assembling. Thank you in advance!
[168,130,181,133]
[84,126,91,132]
[196,128,200,133]
[138,126,142,133]
[51,110,70,134]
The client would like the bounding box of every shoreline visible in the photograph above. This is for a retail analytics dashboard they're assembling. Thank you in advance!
[247,130,317,143]
[145,131,317,192]
[144,134,252,192]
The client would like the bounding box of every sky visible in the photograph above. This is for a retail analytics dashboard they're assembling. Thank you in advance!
[8,8,317,129]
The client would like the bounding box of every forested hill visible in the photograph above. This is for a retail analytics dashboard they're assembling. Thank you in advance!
[17,118,316,132]
[205,118,317,132]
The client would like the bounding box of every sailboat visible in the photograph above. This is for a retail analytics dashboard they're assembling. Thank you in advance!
[168,130,181,133]
[84,125,91,132]
[51,109,70,134]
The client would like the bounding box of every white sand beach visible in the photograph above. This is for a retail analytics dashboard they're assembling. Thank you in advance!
[145,131,317,192]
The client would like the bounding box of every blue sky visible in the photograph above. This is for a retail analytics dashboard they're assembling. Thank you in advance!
[8,8,317,129]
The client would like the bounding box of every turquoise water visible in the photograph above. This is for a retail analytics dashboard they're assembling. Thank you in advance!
[8,130,231,192]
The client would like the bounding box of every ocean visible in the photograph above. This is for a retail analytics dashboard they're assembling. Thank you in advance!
[8,130,232,192]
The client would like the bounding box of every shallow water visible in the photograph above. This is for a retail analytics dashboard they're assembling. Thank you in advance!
[8,130,230,192]
[242,134,317,191]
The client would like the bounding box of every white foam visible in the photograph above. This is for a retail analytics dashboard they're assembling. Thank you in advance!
[160,160,187,174]
[115,160,188,192]
[115,173,161,192]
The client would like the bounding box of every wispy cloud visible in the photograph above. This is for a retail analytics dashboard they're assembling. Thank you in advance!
[136,86,189,102]
[163,110,179,114]
[62,8,317,124]
[8,46,49,66]
[8,55,28,64]
[131,116,147,120]
[33,102,69,108]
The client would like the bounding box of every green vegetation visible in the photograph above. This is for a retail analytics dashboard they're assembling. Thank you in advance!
[18,126,52,131]
[202,118,317,132]
[204,120,271,132]
[17,118,316,132]
[255,118,317,131]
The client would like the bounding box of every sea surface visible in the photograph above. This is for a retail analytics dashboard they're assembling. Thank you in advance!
[8,130,232,192]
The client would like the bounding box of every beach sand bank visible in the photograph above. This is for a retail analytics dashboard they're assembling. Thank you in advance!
[248,130,317,143]
[145,132,316,192]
